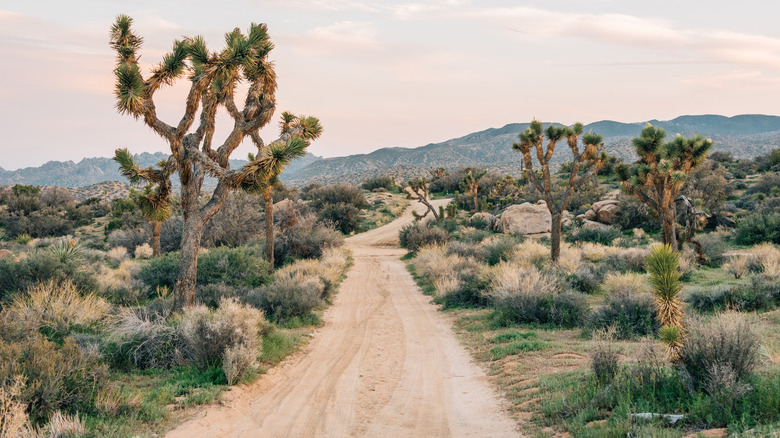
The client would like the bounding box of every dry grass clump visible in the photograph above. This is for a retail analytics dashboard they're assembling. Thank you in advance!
[275,247,350,299]
[591,327,620,384]
[724,254,751,279]
[106,246,129,267]
[557,245,582,275]
[0,376,28,438]
[579,242,622,262]
[5,281,110,337]
[107,308,184,369]
[179,298,264,371]
[41,411,85,438]
[247,273,324,322]
[750,243,780,277]
[223,343,257,385]
[601,272,650,297]
[508,239,549,268]
[413,245,473,297]
[133,243,153,259]
[605,247,651,272]
[96,260,144,304]
[489,262,560,301]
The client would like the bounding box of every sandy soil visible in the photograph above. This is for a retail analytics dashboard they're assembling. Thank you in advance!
[165,200,520,438]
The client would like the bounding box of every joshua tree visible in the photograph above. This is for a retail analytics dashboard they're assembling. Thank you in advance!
[462,168,487,212]
[110,16,322,310]
[646,244,685,363]
[113,149,174,257]
[616,124,712,251]
[407,177,439,221]
[512,120,606,262]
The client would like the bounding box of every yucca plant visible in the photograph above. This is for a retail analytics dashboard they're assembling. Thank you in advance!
[646,244,685,362]
[51,239,83,264]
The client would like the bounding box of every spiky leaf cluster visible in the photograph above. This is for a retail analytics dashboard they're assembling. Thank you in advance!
[646,244,686,362]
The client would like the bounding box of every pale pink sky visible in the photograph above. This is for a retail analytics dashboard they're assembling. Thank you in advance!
[1,0,779,170]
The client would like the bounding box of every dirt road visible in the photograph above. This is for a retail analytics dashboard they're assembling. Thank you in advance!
[166,201,519,437]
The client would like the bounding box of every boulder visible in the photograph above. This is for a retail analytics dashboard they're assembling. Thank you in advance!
[584,209,598,221]
[562,210,573,227]
[470,212,497,229]
[582,219,612,230]
[604,189,621,200]
[591,199,620,224]
[497,203,551,235]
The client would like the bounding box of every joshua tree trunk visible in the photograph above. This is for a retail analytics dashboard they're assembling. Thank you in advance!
[174,218,205,311]
[662,208,678,251]
[151,220,162,257]
[263,188,274,271]
[550,212,562,262]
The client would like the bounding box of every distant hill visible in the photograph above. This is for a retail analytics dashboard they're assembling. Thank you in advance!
[0,152,322,188]
[3,115,779,188]
[279,114,780,186]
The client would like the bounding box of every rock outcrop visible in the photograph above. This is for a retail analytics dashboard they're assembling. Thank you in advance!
[497,202,551,235]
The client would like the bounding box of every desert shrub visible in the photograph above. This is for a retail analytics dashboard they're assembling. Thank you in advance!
[105,308,184,370]
[567,225,621,245]
[682,159,731,214]
[569,264,604,294]
[488,263,588,328]
[0,251,98,297]
[317,203,362,234]
[196,283,242,309]
[557,246,582,275]
[751,243,780,277]
[222,343,256,385]
[736,212,780,245]
[680,313,761,392]
[196,246,271,288]
[0,334,108,424]
[2,210,74,239]
[615,194,658,231]
[578,242,622,262]
[274,214,343,265]
[40,411,86,438]
[507,239,549,269]
[361,176,395,191]
[201,192,264,247]
[482,236,520,266]
[588,274,657,339]
[178,298,264,369]
[272,248,350,300]
[106,246,129,267]
[107,227,149,255]
[686,276,780,313]
[747,172,780,196]
[0,376,29,437]
[604,247,650,273]
[134,243,153,259]
[724,254,750,279]
[246,273,324,323]
[159,216,183,253]
[303,183,366,209]
[4,281,110,341]
[446,240,489,262]
[467,215,491,231]
[138,247,271,292]
[697,232,728,266]
[399,222,449,253]
[458,227,492,244]
[591,328,620,384]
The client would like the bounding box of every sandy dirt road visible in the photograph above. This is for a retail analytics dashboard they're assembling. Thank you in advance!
[166,200,519,438]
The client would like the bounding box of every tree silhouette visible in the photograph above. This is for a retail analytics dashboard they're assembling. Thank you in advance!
[110,16,322,310]
[616,124,712,251]
[512,120,606,261]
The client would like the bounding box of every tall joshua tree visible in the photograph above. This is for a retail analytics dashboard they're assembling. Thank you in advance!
[113,149,174,257]
[462,168,487,212]
[616,124,712,251]
[512,120,606,262]
[110,16,322,310]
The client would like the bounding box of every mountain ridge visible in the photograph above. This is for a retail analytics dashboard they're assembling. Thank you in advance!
[2,114,779,188]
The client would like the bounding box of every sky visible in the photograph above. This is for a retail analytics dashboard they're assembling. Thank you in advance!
[1,0,779,170]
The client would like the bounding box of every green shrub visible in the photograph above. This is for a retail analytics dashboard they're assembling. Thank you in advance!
[245,273,324,323]
[399,222,449,253]
[360,176,395,191]
[588,291,658,339]
[604,247,650,273]
[446,240,489,262]
[736,212,780,245]
[458,227,492,244]
[680,313,761,392]
[303,183,366,210]
[138,247,271,292]
[0,251,98,298]
[317,203,362,234]
[274,214,343,266]
[686,276,780,313]
[569,264,604,294]
[567,226,621,245]
[483,236,519,266]
[697,232,728,266]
